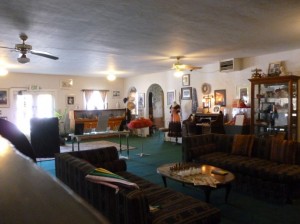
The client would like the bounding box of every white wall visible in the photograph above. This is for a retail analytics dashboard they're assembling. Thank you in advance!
[125,48,300,125]
[0,72,125,122]
[2,47,300,136]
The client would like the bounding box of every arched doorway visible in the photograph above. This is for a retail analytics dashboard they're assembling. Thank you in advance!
[147,84,164,129]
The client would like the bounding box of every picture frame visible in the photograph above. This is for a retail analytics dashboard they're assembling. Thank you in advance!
[138,93,145,108]
[112,90,120,98]
[214,89,226,106]
[212,105,220,114]
[66,95,75,105]
[0,88,9,107]
[167,90,175,105]
[237,86,249,101]
[181,87,192,100]
[182,74,190,86]
[268,61,281,77]
[60,79,73,89]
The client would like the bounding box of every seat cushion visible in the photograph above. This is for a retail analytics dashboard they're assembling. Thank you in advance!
[270,139,297,164]
[231,134,254,157]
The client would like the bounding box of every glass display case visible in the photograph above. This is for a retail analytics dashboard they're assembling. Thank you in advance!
[249,75,299,140]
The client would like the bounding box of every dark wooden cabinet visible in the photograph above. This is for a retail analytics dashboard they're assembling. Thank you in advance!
[249,75,299,140]
[194,113,225,134]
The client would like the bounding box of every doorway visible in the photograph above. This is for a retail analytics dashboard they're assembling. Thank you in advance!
[147,84,164,128]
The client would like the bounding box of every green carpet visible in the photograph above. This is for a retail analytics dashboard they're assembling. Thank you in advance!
[38,133,300,224]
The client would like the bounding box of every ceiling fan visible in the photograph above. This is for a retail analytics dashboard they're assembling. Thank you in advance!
[0,33,59,64]
[171,56,202,72]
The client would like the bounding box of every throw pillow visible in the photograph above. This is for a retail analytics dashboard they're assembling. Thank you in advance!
[231,134,254,157]
[86,167,139,193]
[270,139,297,164]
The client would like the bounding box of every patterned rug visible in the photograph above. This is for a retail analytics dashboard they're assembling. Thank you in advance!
[60,140,136,153]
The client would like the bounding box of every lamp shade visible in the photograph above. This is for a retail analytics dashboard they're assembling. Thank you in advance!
[17,54,30,64]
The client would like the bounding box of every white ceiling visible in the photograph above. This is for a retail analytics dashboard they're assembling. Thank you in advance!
[1,0,300,78]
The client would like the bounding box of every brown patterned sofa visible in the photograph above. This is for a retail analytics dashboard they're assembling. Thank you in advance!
[55,146,221,224]
[182,133,300,203]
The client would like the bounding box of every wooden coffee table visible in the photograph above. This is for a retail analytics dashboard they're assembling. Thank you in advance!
[157,163,235,203]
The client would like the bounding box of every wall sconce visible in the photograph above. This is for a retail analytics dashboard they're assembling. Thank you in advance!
[202,95,214,113]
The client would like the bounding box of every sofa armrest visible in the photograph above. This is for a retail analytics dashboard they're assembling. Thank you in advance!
[95,159,127,172]
[68,146,120,163]
[115,189,150,224]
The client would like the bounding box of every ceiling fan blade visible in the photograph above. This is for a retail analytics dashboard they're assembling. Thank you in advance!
[30,50,59,60]
[0,46,16,50]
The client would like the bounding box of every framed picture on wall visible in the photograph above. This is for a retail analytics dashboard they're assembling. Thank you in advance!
[67,95,75,105]
[212,105,220,114]
[112,90,120,98]
[182,74,190,86]
[268,61,281,77]
[238,86,248,100]
[167,90,175,105]
[138,93,145,108]
[181,87,192,100]
[60,79,73,89]
[0,88,9,107]
[214,89,226,106]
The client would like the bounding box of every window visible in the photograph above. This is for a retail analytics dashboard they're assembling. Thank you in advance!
[15,91,55,134]
[84,90,108,110]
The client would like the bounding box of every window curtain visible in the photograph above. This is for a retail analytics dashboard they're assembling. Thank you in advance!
[99,90,109,109]
[83,90,94,109]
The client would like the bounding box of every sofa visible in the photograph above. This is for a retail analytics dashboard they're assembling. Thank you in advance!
[182,133,300,203]
[55,146,221,224]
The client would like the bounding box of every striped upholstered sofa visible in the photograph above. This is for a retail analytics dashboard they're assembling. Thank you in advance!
[55,146,220,224]
[182,133,300,203]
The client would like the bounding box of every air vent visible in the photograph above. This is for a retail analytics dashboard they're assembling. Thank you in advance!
[220,58,241,72]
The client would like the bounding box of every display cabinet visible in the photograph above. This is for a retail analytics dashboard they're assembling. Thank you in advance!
[224,107,251,135]
[249,75,299,140]
[69,109,125,132]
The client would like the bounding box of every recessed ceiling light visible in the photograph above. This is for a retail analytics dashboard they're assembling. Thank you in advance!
[0,67,8,76]
[107,74,116,81]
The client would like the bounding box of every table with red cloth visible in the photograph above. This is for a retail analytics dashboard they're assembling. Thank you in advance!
[127,118,153,156]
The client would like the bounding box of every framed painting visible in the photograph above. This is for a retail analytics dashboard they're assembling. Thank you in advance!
[138,93,145,108]
[0,88,9,107]
[181,87,192,100]
[214,89,226,106]
[60,79,73,89]
[212,105,220,114]
[182,74,190,86]
[167,90,175,105]
[268,61,281,77]
[112,90,120,98]
[237,86,249,100]
[66,95,75,105]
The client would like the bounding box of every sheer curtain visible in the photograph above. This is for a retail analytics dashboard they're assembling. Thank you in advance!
[99,90,109,109]
[83,90,94,109]
[83,89,108,110]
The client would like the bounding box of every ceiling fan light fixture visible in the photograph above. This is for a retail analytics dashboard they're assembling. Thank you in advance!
[17,54,30,64]
[174,70,183,77]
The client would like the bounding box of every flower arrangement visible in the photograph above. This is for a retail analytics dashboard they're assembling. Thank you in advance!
[127,117,153,129]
